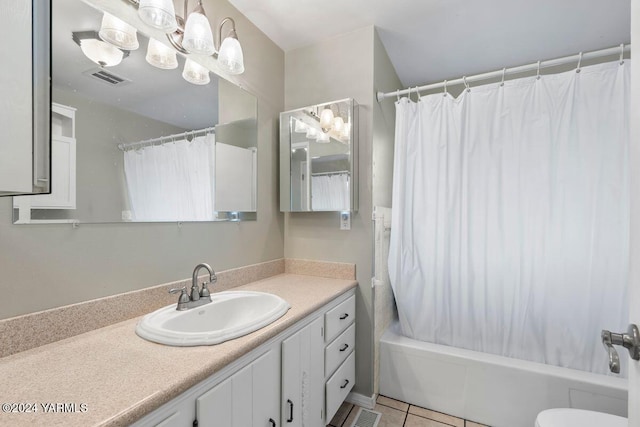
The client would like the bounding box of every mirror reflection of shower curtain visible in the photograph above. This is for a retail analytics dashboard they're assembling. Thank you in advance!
[123,134,216,221]
[311,173,349,211]
[388,61,630,375]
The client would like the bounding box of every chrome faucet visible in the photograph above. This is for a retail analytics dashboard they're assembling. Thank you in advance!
[169,263,217,311]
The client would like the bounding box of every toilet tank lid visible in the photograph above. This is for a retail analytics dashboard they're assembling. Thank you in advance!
[536,409,627,427]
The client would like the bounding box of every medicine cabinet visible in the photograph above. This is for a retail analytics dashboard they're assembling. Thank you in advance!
[280,99,358,212]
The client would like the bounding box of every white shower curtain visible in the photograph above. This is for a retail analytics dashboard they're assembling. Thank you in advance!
[388,61,630,375]
[124,134,216,221]
[311,173,350,211]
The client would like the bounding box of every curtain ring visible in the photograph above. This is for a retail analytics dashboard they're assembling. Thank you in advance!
[396,89,400,102]
[620,43,625,65]
[415,86,421,101]
[500,68,506,87]
[536,61,541,80]
[576,52,583,73]
[443,80,448,97]
[463,76,470,93]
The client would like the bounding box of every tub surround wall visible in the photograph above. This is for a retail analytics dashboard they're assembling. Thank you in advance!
[0,0,285,320]
[0,258,354,358]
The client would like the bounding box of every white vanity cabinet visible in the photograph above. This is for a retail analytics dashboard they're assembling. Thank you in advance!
[131,289,356,427]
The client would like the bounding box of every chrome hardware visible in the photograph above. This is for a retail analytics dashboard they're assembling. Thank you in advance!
[339,343,349,352]
[169,263,217,310]
[340,379,350,389]
[286,399,294,423]
[601,324,640,373]
[339,313,349,320]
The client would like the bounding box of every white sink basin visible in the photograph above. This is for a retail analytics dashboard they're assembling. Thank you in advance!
[136,291,290,346]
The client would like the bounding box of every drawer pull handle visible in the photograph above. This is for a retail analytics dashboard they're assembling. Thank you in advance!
[269,418,276,427]
[339,313,349,320]
[340,379,350,389]
[287,399,294,422]
[339,343,349,352]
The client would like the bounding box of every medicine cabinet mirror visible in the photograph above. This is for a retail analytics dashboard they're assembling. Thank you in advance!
[12,0,257,224]
[0,0,51,197]
[280,99,358,212]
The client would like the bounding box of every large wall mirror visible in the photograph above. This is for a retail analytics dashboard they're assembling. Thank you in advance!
[13,0,257,224]
[280,99,358,212]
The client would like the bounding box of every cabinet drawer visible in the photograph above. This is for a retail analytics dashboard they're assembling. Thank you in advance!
[325,323,355,377]
[325,351,355,423]
[325,295,355,343]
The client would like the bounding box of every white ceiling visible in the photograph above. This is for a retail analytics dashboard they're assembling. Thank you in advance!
[228,0,631,87]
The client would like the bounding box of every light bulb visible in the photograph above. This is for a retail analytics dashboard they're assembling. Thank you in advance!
[218,36,244,75]
[145,38,178,69]
[182,58,210,85]
[320,107,334,132]
[138,0,178,33]
[80,39,124,67]
[182,11,215,55]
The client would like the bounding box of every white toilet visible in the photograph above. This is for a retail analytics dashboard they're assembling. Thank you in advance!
[535,409,627,427]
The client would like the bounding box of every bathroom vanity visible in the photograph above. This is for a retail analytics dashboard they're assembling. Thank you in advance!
[0,273,356,427]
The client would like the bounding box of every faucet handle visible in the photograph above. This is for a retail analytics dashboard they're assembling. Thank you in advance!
[169,287,190,304]
[200,281,211,299]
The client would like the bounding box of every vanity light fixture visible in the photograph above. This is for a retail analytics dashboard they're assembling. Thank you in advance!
[333,116,345,133]
[72,31,130,68]
[146,38,178,69]
[128,0,245,75]
[99,12,139,51]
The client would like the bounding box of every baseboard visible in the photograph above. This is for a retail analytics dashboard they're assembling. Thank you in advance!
[346,391,377,410]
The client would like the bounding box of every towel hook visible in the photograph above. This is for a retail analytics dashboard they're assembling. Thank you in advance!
[620,43,625,65]
[463,76,470,93]
[576,52,583,73]
[536,60,541,80]
[500,68,506,87]
[443,80,448,97]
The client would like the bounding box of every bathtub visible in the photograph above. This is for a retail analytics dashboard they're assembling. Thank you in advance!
[379,321,628,427]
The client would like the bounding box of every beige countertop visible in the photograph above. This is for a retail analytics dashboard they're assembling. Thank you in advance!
[0,274,357,427]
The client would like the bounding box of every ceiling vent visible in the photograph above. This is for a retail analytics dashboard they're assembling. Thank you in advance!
[82,68,131,87]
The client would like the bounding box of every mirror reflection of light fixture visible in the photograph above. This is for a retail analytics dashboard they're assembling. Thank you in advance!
[132,0,245,75]
[99,12,139,50]
[294,119,308,133]
[340,122,351,141]
[146,38,178,69]
[333,116,345,133]
[306,127,318,139]
[72,31,129,68]
[316,132,330,143]
[320,107,335,133]
[182,58,210,85]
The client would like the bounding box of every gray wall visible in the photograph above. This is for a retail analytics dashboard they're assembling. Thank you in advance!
[284,26,376,398]
[0,0,284,319]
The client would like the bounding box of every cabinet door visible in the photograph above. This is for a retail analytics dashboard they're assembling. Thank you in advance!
[282,317,325,427]
[29,136,76,208]
[197,349,279,427]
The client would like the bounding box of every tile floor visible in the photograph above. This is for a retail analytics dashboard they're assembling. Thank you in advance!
[328,395,489,427]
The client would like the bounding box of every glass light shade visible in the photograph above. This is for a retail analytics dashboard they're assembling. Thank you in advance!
[320,107,334,131]
[80,39,124,67]
[138,0,178,32]
[182,58,210,85]
[294,119,307,133]
[218,36,245,75]
[305,127,318,139]
[146,38,178,69]
[99,13,139,50]
[316,132,330,143]
[340,122,351,141]
[333,116,345,133]
[182,12,215,55]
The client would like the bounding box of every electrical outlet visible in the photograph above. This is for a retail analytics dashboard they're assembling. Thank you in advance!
[340,211,351,230]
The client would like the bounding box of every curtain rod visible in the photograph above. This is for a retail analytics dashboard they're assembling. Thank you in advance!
[118,126,216,151]
[376,43,631,102]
